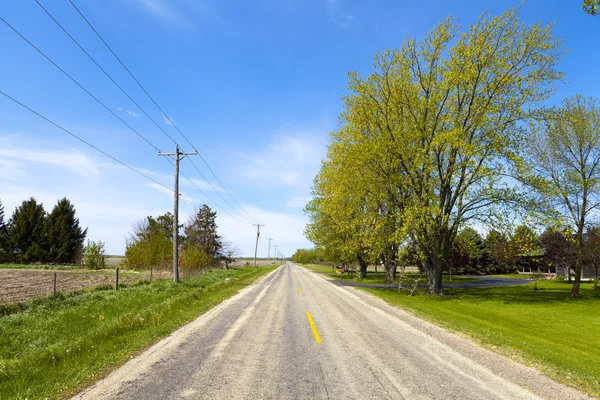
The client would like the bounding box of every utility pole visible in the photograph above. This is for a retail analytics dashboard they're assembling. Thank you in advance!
[267,238,274,260]
[274,245,278,262]
[253,224,264,267]
[158,145,197,283]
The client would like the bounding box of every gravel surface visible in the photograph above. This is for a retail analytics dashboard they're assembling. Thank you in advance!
[73,264,590,400]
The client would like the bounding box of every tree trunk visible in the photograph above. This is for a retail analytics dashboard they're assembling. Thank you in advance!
[595,267,598,291]
[381,255,394,284]
[357,254,368,279]
[572,228,584,298]
[424,253,444,295]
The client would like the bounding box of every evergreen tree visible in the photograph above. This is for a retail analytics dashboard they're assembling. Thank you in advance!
[184,205,222,259]
[9,197,47,263]
[46,198,87,263]
[0,199,9,262]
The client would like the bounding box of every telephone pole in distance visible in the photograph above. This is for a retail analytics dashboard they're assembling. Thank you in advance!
[158,144,198,283]
[267,238,274,260]
[253,224,264,267]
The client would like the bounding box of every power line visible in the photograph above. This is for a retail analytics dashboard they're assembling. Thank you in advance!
[3,11,252,226]
[0,16,160,153]
[179,169,254,225]
[0,87,254,243]
[33,0,180,147]
[184,158,254,224]
[67,0,259,224]
[35,0,256,224]
[179,194,254,240]
[0,89,172,193]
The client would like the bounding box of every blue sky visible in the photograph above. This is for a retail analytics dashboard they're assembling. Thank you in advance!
[0,0,598,256]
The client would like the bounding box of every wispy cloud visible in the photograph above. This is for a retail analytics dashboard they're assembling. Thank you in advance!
[326,0,355,26]
[117,107,139,117]
[285,195,311,208]
[0,146,99,178]
[162,113,175,126]
[243,131,327,187]
[148,182,174,197]
[136,0,190,28]
[133,0,224,32]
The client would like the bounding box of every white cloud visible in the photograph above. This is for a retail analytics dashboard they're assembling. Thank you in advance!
[117,107,139,117]
[243,131,327,188]
[0,146,99,178]
[181,177,224,192]
[162,113,175,126]
[326,0,355,26]
[148,182,174,197]
[285,195,311,208]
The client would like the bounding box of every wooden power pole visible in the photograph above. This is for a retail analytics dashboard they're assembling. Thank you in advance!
[267,238,274,260]
[158,145,197,282]
[253,224,264,267]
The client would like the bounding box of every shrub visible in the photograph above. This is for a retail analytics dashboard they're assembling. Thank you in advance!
[83,240,106,269]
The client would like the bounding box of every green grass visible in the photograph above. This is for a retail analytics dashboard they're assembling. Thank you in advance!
[0,266,276,400]
[301,264,478,284]
[486,273,534,279]
[363,280,600,397]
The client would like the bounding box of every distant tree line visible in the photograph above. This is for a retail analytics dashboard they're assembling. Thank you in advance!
[0,197,87,264]
[290,248,328,265]
[123,204,240,273]
[294,223,600,290]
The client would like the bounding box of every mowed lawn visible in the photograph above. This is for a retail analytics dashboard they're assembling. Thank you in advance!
[0,266,276,400]
[363,280,600,397]
[302,264,478,284]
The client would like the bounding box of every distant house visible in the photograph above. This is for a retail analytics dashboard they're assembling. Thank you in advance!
[555,265,597,280]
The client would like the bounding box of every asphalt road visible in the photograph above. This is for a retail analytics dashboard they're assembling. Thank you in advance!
[74,264,589,400]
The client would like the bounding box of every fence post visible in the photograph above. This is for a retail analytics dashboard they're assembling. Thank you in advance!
[150,266,153,282]
[115,267,119,291]
[53,272,57,298]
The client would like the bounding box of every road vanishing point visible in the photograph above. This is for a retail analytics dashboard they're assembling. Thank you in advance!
[74,264,589,400]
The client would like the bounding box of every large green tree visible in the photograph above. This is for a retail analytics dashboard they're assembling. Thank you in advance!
[527,95,600,297]
[45,198,87,263]
[315,6,563,294]
[9,198,48,263]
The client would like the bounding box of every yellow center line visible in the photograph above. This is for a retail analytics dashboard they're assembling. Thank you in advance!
[298,286,302,294]
[306,312,322,344]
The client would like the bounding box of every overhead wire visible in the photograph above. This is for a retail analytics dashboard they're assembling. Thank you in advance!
[0,89,172,192]
[67,0,260,224]
[1,88,254,241]
[34,0,256,224]
[0,16,160,153]
[3,10,252,228]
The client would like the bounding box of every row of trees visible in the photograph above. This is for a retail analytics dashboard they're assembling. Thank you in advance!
[123,204,239,273]
[0,197,87,264]
[305,6,599,297]
[447,226,600,288]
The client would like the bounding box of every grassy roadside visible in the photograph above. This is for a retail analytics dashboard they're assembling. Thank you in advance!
[362,281,600,397]
[0,266,277,400]
[301,264,478,284]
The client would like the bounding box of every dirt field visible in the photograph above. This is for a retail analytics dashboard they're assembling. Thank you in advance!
[0,268,170,305]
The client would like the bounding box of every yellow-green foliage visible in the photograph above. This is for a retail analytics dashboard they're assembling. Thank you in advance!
[123,233,171,271]
[307,5,564,293]
[583,0,599,15]
[180,242,212,272]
